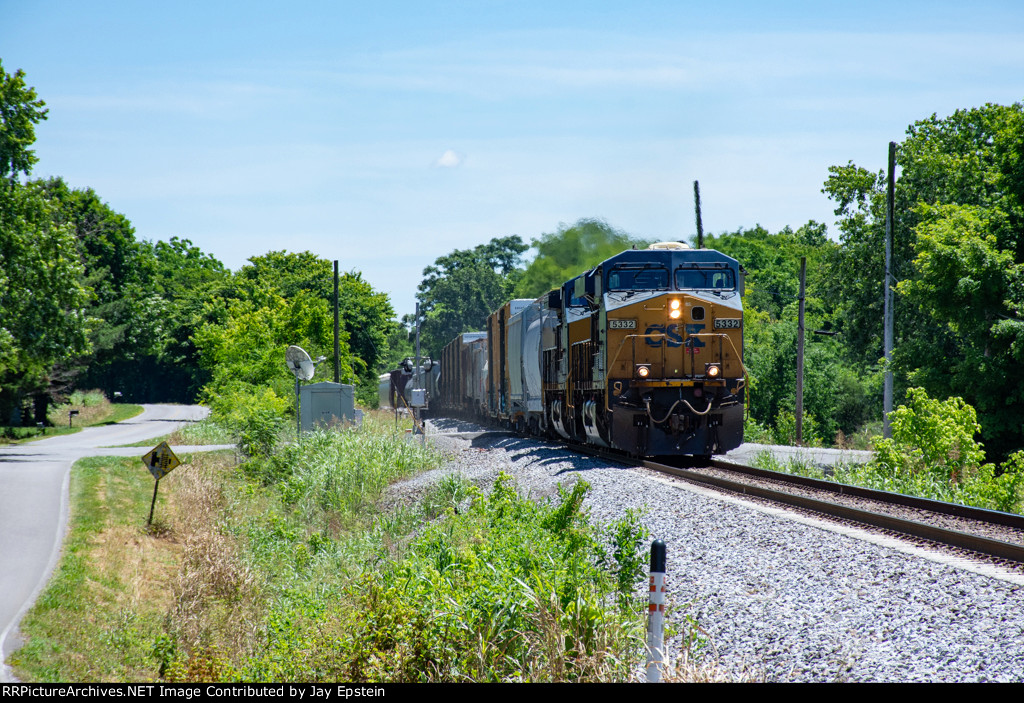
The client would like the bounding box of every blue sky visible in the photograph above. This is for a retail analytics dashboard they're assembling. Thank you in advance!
[3,1,1023,319]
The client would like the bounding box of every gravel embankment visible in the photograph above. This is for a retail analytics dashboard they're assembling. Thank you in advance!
[386,419,1024,683]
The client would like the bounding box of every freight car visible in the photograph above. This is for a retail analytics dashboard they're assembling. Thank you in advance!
[431,242,746,457]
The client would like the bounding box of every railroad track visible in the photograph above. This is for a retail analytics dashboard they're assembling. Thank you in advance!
[425,421,1024,569]
[643,456,1024,568]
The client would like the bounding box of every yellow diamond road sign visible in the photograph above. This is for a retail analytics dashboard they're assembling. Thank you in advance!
[142,441,181,480]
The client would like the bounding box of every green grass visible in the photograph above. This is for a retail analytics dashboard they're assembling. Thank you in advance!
[10,454,189,681]
[1,393,144,445]
[102,404,146,425]
[10,409,713,683]
[234,474,655,682]
[115,418,234,448]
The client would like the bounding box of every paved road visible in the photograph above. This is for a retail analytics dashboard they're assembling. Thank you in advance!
[0,404,223,682]
[721,442,873,468]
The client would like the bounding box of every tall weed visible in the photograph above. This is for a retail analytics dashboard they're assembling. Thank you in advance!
[46,389,111,427]
[238,474,660,682]
[155,421,707,683]
[248,427,441,531]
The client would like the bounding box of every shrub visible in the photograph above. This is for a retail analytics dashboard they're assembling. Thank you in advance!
[239,474,656,682]
[205,384,289,458]
[770,409,823,447]
[46,389,111,427]
[873,388,985,482]
[855,388,1022,512]
[756,390,1024,513]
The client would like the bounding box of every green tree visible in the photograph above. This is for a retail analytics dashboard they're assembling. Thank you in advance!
[143,236,229,296]
[415,235,527,357]
[823,101,1024,459]
[741,297,876,444]
[704,222,835,320]
[238,250,329,299]
[37,179,152,371]
[0,61,48,182]
[238,251,396,375]
[25,179,218,405]
[514,219,648,299]
[0,183,90,422]
[194,287,352,416]
[703,222,874,443]
[336,270,396,375]
[100,236,233,403]
[897,203,1024,456]
[873,387,986,485]
[820,163,910,365]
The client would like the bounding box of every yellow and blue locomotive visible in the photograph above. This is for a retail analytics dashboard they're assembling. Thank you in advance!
[434,242,745,457]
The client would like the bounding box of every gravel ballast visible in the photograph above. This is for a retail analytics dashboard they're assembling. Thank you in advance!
[388,420,1024,683]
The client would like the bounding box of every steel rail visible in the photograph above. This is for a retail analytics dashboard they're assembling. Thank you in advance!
[644,459,1024,565]
[710,458,1024,530]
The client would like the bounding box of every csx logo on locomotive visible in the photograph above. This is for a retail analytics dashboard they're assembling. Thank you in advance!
[644,323,706,349]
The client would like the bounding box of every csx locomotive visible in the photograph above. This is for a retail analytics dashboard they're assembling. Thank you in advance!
[385,242,746,457]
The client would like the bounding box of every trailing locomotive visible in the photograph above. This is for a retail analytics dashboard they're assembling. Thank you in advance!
[426,242,746,457]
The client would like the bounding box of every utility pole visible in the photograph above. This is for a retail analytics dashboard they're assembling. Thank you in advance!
[413,302,421,436]
[883,142,896,438]
[334,260,340,384]
[796,256,806,446]
[693,180,704,249]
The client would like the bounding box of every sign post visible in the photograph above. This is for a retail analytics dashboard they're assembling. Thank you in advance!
[141,441,181,526]
[646,539,667,682]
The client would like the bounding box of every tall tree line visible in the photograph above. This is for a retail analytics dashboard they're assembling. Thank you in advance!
[823,102,1024,460]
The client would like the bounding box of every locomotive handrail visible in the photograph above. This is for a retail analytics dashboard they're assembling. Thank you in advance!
[686,332,749,377]
[607,332,668,373]
[687,332,750,415]
[565,349,575,409]
[605,332,670,411]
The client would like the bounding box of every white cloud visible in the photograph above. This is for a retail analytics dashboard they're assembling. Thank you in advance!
[434,149,463,167]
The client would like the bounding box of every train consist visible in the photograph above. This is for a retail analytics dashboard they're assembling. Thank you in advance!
[383,242,746,457]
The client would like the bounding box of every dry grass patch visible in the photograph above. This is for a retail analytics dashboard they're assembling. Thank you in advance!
[9,449,242,682]
[164,453,263,661]
[92,524,182,615]
[663,649,761,683]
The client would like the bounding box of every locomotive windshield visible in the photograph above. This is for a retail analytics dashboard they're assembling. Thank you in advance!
[607,265,669,291]
[675,266,736,291]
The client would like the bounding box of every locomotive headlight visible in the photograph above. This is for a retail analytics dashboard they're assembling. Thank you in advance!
[670,299,681,310]
[669,300,682,319]
[636,364,651,379]
[705,363,722,379]
[669,308,682,319]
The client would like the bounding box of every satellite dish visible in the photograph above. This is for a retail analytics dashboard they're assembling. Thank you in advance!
[286,345,316,381]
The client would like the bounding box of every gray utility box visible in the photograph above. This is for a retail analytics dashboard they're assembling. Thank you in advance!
[300,382,355,432]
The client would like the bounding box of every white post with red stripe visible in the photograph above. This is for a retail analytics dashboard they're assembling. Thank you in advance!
[646,539,667,682]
